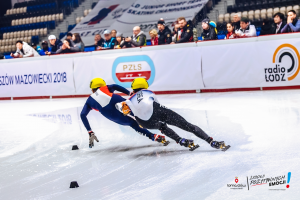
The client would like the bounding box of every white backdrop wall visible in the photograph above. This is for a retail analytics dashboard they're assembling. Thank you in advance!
[1,33,300,98]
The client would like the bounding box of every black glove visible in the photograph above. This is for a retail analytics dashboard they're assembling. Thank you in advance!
[88,131,99,148]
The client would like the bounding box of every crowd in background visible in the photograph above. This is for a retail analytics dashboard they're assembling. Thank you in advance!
[222,9,300,39]
[3,9,300,59]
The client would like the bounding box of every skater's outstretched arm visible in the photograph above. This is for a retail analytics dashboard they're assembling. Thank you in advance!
[80,101,100,148]
[80,103,92,131]
[130,122,153,139]
[107,84,130,95]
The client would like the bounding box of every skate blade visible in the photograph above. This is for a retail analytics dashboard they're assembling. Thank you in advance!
[221,145,231,152]
[163,141,170,146]
[189,144,200,151]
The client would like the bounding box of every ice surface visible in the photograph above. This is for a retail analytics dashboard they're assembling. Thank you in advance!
[0,90,300,200]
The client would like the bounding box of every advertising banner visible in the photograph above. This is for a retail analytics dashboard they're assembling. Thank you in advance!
[0,58,75,97]
[108,0,208,38]
[201,38,300,89]
[74,46,204,94]
[256,38,300,87]
[70,0,136,46]
[2,34,300,98]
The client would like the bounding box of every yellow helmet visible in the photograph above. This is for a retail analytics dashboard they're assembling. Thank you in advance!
[131,78,149,90]
[90,78,106,89]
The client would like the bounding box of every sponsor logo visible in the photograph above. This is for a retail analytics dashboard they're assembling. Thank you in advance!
[227,172,291,191]
[286,172,291,188]
[112,55,155,88]
[265,44,300,82]
[235,177,239,183]
[227,177,247,189]
[248,172,291,191]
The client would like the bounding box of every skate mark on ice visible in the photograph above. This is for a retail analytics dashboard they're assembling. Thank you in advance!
[131,149,219,158]
[88,144,160,153]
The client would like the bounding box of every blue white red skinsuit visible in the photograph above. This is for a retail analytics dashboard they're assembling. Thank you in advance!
[80,84,153,138]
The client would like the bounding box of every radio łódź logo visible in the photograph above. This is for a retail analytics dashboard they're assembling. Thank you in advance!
[265,44,300,82]
[112,55,155,88]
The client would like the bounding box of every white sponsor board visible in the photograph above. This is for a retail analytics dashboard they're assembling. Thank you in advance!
[108,0,208,38]
[1,34,300,98]
[70,0,136,46]
[73,46,204,94]
[201,37,300,89]
[0,57,75,97]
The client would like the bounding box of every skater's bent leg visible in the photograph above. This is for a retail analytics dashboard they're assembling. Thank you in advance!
[163,107,211,142]
[157,122,181,143]
[130,122,153,140]
[136,116,182,143]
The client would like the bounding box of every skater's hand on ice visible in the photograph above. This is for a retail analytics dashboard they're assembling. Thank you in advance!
[88,131,99,148]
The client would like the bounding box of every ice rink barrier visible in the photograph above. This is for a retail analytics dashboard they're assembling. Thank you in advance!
[1,32,300,99]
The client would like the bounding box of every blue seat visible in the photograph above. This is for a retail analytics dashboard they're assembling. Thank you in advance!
[73,0,79,7]
[84,46,96,52]
[4,55,13,59]
[28,24,34,30]
[67,25,73,32]
[217,34,226,40]
[59,32,67,39]
[32,35,39,44]
[41,22,47,28]
[50,21,56,29]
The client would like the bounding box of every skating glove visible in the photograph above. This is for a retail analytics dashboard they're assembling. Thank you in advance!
[88,131,99,148]
[152,134,170,146]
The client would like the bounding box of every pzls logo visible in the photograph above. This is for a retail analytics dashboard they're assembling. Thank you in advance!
[265,44,300,82]
[112,55,155,88]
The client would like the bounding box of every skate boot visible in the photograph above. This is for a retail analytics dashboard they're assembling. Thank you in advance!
[152,134,170,146]
[179,138,199,151]
[207,137,230,152]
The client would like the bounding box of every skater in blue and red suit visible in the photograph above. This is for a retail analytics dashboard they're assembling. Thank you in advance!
[80,78,169,148]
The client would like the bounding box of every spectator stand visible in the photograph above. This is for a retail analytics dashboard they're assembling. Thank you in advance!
[219,0,300,38]
[0,0,93,55]
[41,0,96,46]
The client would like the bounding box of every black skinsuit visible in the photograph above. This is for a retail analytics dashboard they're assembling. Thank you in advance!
[136,102,210,143]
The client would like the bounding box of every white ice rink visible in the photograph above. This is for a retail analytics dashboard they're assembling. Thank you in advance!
[0,90,300,200]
